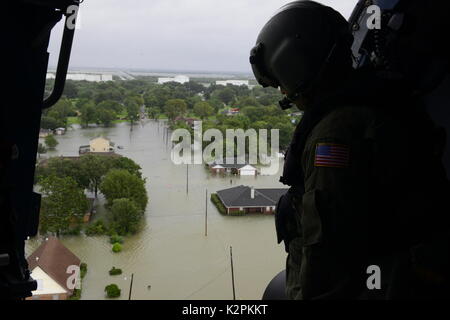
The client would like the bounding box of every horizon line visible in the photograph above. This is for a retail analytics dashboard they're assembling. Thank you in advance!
[47,65,255,76]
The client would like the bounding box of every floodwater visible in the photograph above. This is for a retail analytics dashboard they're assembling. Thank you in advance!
[27,120,287,300]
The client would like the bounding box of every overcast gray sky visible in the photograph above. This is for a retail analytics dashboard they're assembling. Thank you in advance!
[48,0,358,73]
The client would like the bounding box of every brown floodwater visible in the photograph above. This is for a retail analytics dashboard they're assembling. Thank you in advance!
[27,120,287,300]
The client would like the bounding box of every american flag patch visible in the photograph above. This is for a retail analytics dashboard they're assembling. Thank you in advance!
[314,143,350,168]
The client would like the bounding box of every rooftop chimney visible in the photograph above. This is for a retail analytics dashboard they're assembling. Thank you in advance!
[250,187,255,199]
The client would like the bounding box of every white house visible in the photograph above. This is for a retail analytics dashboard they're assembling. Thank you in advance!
[210,158,257,176]
[46,72,113,82]
[158,75,190,84]
[238,164,258,176]
[54,127,66,135]
[216,80,250,87]
[27,237,81,300]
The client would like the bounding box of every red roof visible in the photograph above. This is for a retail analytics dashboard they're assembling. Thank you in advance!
[27,237,81,294]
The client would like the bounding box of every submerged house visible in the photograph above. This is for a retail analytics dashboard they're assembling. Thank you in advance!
[39,129,52,138]
[215,185,288,214]
[26,237,81,300]
[209,158,257,176]
[79,136,115,154]
[54,127,66,135]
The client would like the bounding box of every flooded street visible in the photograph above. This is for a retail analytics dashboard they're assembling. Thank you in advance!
[27,120,287,300]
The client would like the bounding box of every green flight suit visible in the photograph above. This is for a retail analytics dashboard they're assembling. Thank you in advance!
[284,104,450,300]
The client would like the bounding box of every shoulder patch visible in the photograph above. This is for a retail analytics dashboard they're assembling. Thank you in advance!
[314,143,350,168]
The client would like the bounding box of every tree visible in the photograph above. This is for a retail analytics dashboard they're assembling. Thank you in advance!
[105,284,121,298]
[112,242,122,253]
[193,101,214,120]
[164,99,187,121]
[184,81,204,94]
[63,80,78,98]
[109,267,122,275]
[241,106,261,123]
[125,100,140,125]
[144,86,171,109]
[146,106,160,120]
[37,143,47,158]
[80,101,97,127]
[235,96,260,108]
[97,100,123,114]
[273,122,294,150]
[96,107,116,127]
[110,157,143,178]
[39,175,88,235]
[186,95,202,109]
[99,169,148,212]
[79,154,112,197]
[144,91,158,108]
[215,87,235,105]
[207,98,224,112]
[44,134,58,150]
[41,116,62,130]
[125,94,144,107]
[36,157,90,189]
[110,198,142,235]
[45,98,75,128]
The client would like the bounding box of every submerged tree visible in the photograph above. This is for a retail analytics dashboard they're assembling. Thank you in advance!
[193,101,214,120]
[110,198,142,235]
[39,175,88,235]
[44,134,58,150]
[99,169,148,212]
[164,99,187,122]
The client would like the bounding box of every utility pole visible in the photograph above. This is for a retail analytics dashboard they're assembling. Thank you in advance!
[128,273,134,300]
[166,126,170,147]
[230,246,236,300]
[186,164,189,194]
[205,189,208,236]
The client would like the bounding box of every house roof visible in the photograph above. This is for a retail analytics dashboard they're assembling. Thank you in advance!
[27,237,81,294]
[216,185,288,208]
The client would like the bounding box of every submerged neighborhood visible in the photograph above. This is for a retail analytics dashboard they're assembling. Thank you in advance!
[28,70,296,299]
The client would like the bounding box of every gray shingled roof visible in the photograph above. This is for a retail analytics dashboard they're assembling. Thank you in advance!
[216,185,288,207]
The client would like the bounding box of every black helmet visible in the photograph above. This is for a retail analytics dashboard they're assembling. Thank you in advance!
[250,1,353,108]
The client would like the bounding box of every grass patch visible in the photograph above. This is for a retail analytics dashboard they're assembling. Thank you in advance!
[112,119,128,124]
[67,116,81,125]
